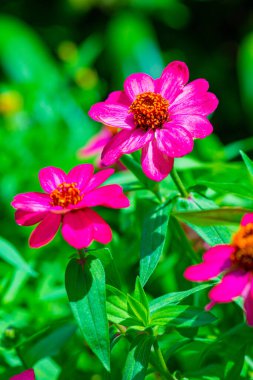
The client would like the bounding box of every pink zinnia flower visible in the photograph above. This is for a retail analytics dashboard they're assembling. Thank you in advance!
[88,61,218,181]
[10,369,35,380]
[12,164,129,249]
[184,213,253,326]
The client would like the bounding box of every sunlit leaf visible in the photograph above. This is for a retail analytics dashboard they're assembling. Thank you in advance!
[65,257,110,371]
[140,202,172,286]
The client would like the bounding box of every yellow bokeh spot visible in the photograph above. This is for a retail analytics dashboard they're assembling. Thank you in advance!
[75,67,98,89]
[0,90,23,115]
[57,41,77,62]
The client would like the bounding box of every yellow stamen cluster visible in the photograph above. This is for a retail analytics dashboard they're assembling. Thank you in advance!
[231,223,253,271]
[50,182,83,208]
[129,92,169,131]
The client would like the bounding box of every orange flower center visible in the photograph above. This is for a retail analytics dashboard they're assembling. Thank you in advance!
[50,182,83,207]
[129,92,169,131]
[231,223,253,271]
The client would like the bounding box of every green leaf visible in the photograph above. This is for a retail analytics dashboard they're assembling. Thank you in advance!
[174,194,232,246]
[149,284,211,314]
[88,247,121,288]
[0,236,37,277]
[174,207,249,226]
[65,257,110,371]
[151,305,216,328]
[127,294,149,326]
[240,150,253,178]
[198,180,253,200]
[122,334,154,380]
[106,285,131,324]
[140,202,172,286]
[133,277,150,312]
[17,321,76,367]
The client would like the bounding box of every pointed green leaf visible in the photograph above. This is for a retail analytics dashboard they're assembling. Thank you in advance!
[151,305,216,328]
[106,285,131,324]
[65,257,110,371]
[0,236,37,277]
[140,202,172,286]
[127,294,149,326]
[133,277,149,312]
[149,284,211,314]
[122,334,154,380]
[240,150,253,177]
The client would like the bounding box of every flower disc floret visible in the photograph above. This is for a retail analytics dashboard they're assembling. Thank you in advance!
[129,92,169,130]
[50,182,83,207]
[231,223,253,271]
[184,213,253,326]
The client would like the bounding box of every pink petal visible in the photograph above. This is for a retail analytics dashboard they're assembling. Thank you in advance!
[101,129,153,166]
[84,168,115,193]
[203,244,235,263]
[244,279,253,326]
[15,210,49,226]
[67,164,94,191]
[84,209,112,244]
[11,192,51,212]
[79,184,130,208]
[156,125,194,157]
[209,270,250,303]
[106,91,131,106]
[78,128,112,157]
[10,369,35,380]
[171,114,213,139]
[141,139,174,181]
[29,213,61,248]
[170,80,218,116]
[155,61,189,103]
[184,260,231,282]
[88,103,133,129]
[241,213,253,226]
[61,210,93,248]
[124,73,155,101]
[39,167,67,193]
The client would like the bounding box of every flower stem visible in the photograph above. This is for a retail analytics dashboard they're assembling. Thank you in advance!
[170,168,189,198]
[153,339,176,380]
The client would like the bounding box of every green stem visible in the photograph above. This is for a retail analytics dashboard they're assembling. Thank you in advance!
[153,339,175,380]
[170,168,189,198]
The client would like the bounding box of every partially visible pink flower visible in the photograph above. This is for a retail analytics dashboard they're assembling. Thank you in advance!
[10,369,35,380]
[79,92,126,171]
[184,213,253,326]
[11,164,130,249]
[88,61,218,181]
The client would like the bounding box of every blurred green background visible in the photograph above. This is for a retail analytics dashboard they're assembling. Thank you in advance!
[1,0,253,378]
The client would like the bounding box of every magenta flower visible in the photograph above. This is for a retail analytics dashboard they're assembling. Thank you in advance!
[184,213,253,326]
[12,164,129,249]
[88,61,218,181]
[10,369,35,380]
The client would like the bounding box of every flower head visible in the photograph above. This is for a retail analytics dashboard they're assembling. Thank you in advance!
[88,61,218,181]
[184,213,253,326]
[12,164,130,249]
